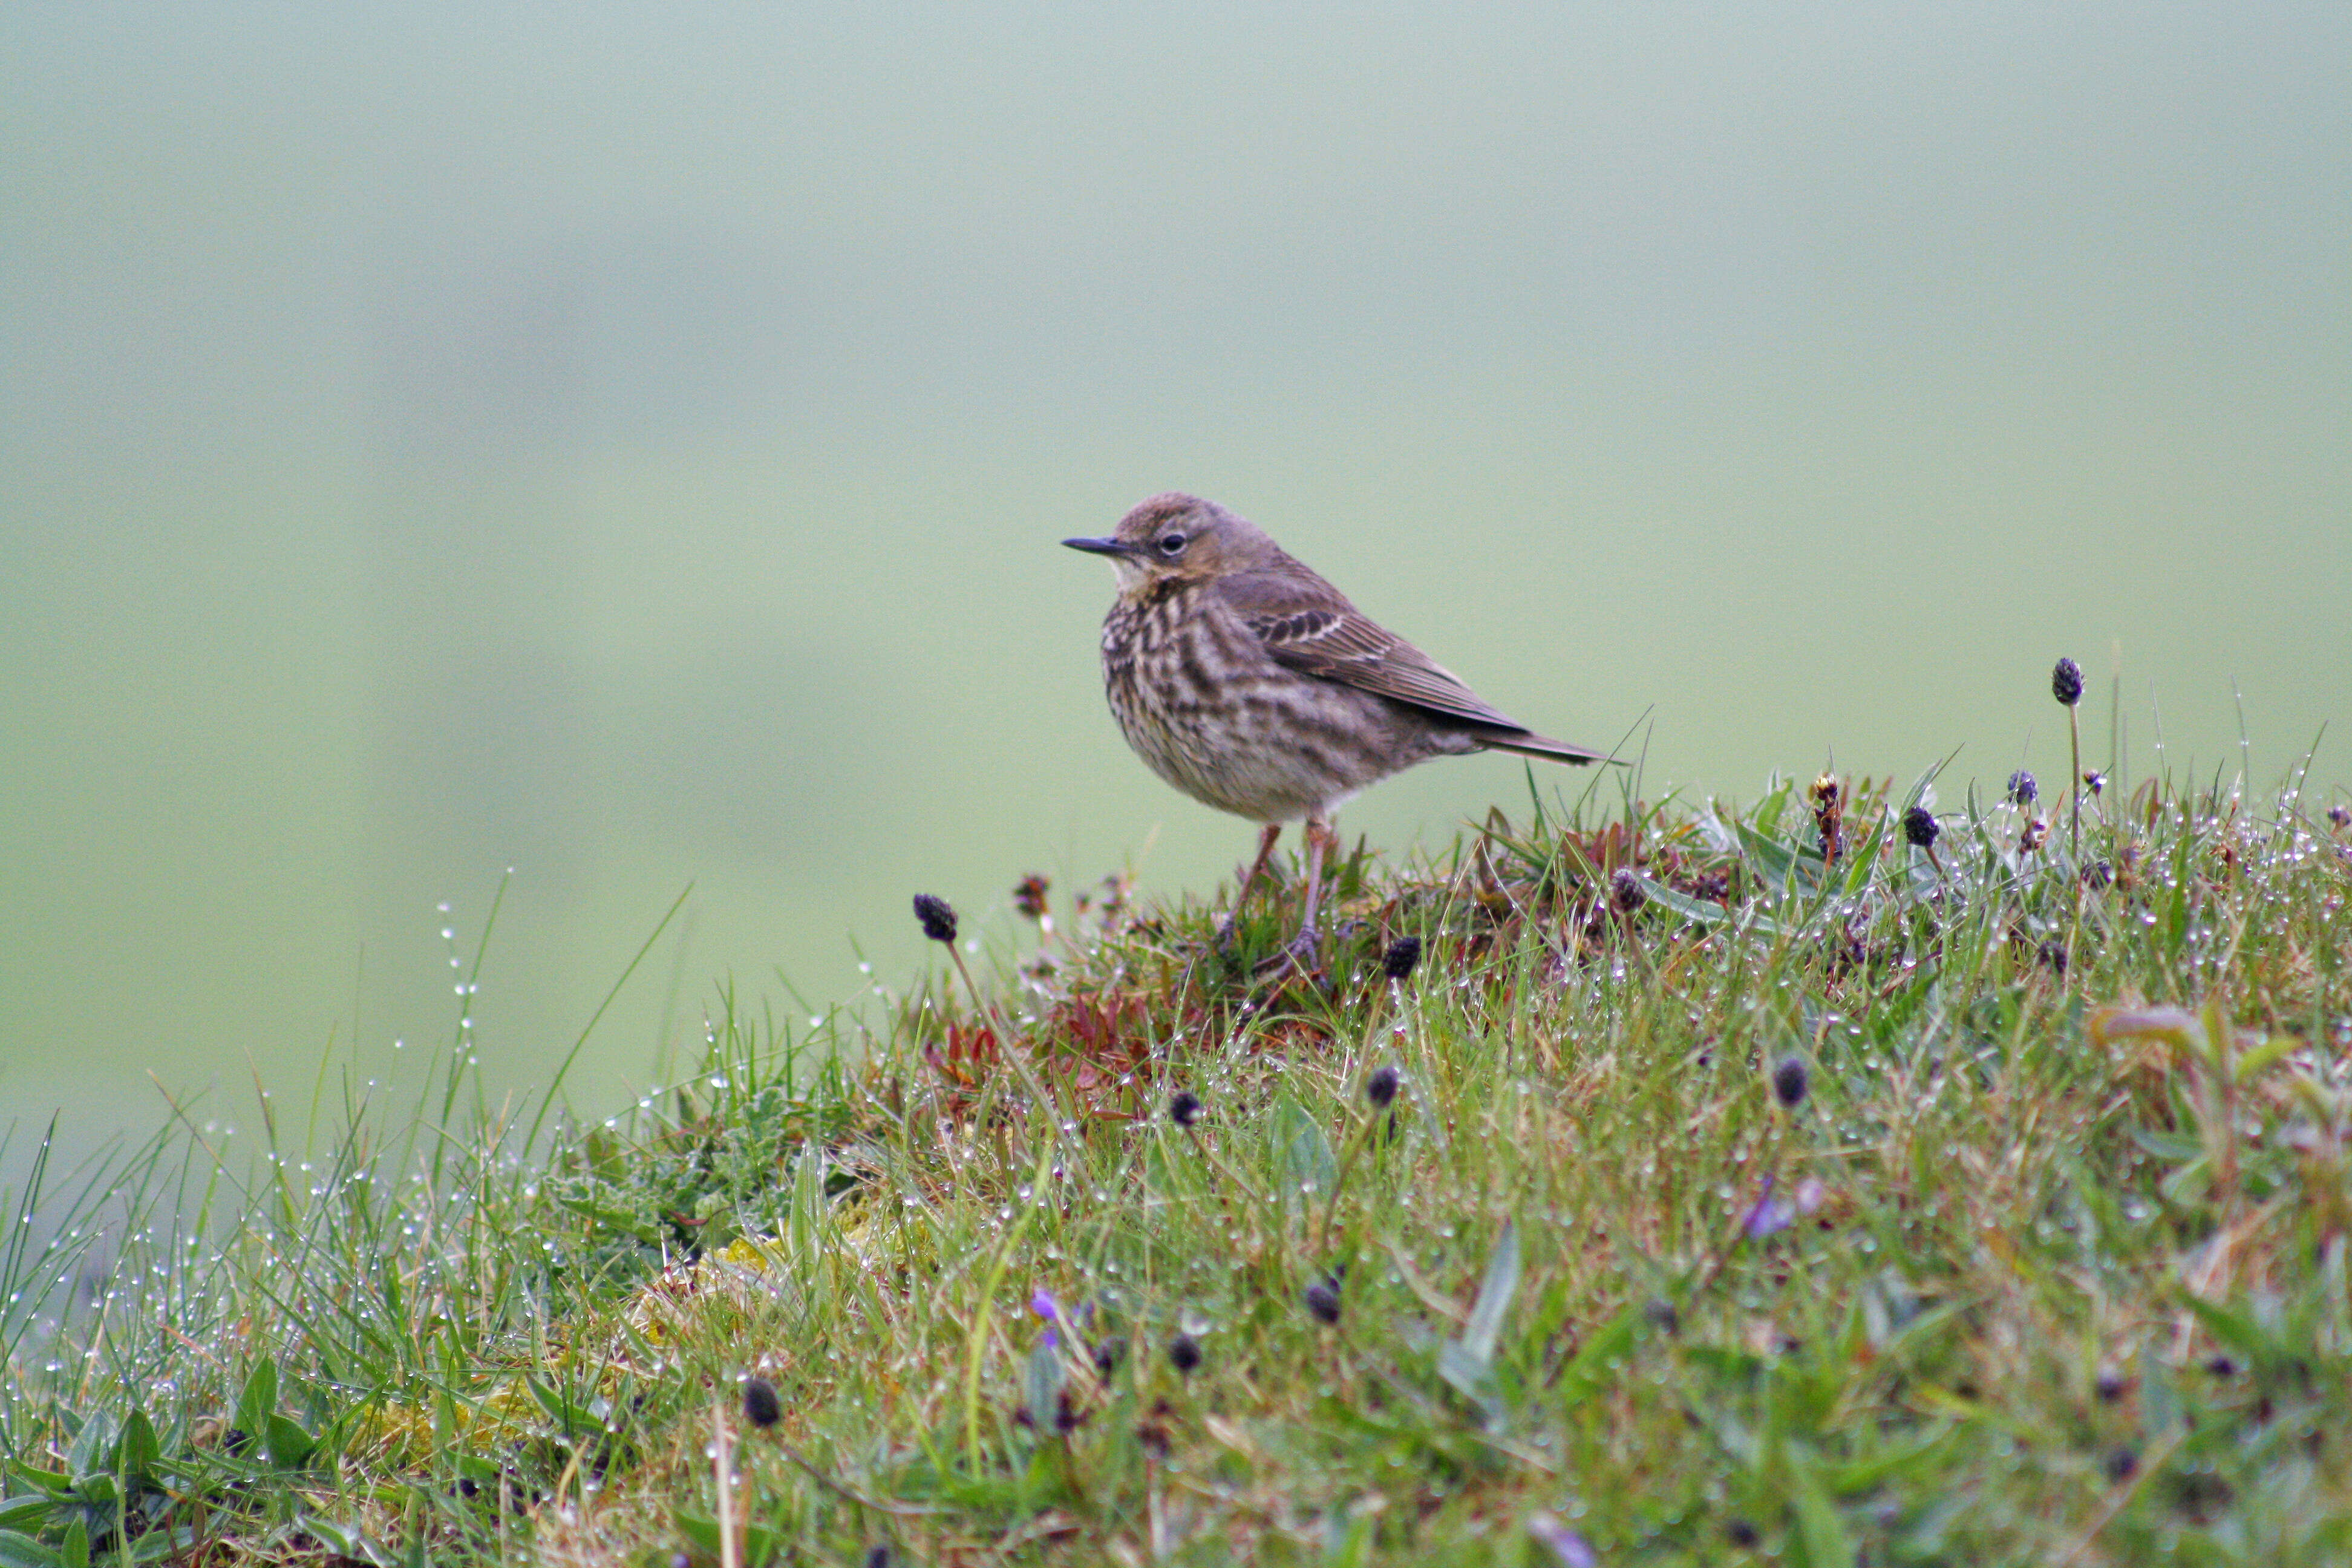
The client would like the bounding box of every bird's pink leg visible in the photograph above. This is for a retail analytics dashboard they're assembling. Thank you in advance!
[1218,823,1284,948]
[1232,822,1283,913]
[1295,815,1338,945]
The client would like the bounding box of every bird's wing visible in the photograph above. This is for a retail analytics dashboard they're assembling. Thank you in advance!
[1218,564,1531,733]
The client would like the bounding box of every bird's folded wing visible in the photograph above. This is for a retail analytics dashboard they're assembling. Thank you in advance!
[1222,568,1532,733]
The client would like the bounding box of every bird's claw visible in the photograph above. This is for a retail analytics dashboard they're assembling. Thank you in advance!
[1252,926,1322,979]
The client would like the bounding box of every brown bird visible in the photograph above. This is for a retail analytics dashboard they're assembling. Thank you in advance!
[1065,492,1615,948]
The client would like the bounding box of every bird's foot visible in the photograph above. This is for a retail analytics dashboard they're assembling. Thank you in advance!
[1252,925,1322,979]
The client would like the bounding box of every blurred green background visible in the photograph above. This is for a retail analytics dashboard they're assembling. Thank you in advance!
[3,5,2345,1145]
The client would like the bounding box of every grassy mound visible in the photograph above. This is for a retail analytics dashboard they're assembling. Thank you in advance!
[4,762,2350,1566]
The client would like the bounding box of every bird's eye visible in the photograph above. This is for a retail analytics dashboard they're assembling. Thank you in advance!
[1157,533,1187,557]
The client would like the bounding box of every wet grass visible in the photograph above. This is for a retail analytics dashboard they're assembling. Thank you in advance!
[4,739,2351,1566]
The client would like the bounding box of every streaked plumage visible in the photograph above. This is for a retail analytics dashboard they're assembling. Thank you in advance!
[1065,492,1615,944]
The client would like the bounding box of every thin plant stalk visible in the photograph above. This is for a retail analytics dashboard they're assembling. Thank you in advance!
[2067,701,2083,863]
[712,1402,738,1568]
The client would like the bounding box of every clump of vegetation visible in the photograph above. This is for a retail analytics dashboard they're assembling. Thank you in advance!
[5,686,2350,1564]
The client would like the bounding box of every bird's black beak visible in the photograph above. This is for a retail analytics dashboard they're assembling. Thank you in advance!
[1062,537,1134,558]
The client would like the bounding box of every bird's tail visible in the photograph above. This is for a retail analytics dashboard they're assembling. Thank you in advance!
[1484,730,1621,766]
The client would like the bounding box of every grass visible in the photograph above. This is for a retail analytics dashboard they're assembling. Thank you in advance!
[4,722,2351,1565]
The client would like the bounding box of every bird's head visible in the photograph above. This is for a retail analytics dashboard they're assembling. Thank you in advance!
[1063,493,1279,594]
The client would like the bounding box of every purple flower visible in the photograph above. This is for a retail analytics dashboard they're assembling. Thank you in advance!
[1742,1174,1828,1240]
[1526,1512,1597,1568]
[1742,1175,1793,1240]
[1031,1287,1062,1350]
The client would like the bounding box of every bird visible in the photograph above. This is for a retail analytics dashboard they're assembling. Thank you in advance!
[1065,492,1616,950]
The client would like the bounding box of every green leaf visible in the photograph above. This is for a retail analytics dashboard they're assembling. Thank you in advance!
[57,1518,85,1568]
[264,1415,316,1471]
[0,1503,47,1536]
[1279,1106,1338,1203]
[64,1413,115,1484]
[2158,1157,2213,1206]
[122,1529,191,1566]
[4,1471,70,1503]
[524,1375,599,1439]
[675,1512,723,1556]
[1459,1223,1521,1369]
[557,1195,664,1243]
[1435,1340,1504,1429]
[1632,877,1733,926]
[1555,1302,1640,1410]
[1785,1446,1855,1568]
[298,1517,394,1567]
[114,1411,158,1488]
[235,1361,279,1437]
[1328,1507,1377,1567]
[1734,820,1805,894]
[2141,1354,2181,1435]
[2233,1033,2299,1083]
[1817,1422,1956,1492]
[2179,1295,2267,1361]
[743,1522,786,1567]
[0,1530,62,1568]
[2129,1126,2204,1163]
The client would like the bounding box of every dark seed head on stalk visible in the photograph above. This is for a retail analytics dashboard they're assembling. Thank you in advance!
[1012,875,1050,921]
[1610,867,1647,913]
[1135,1399,1174,1459]
[2330,805,2351,830]
[1168,1333,1201,1375]
[1364,1065,1400,1109]
[912,893,958,944]
[1772,1054,1810,1109]
[2104,1447,2139,1483]
[2053,657,2085,706]
[2019,817,2050,854]
[2083,770,2107,796]
[1809,773,1844,860]
[1304,1278,1342,1325]
[2082,860,2114,889]
[1381,935,1423,981]
[1901,806,1939,848]
[742,1376,780,1429]
[2007,769,2038,805]
[1169,1090,1203,1128]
